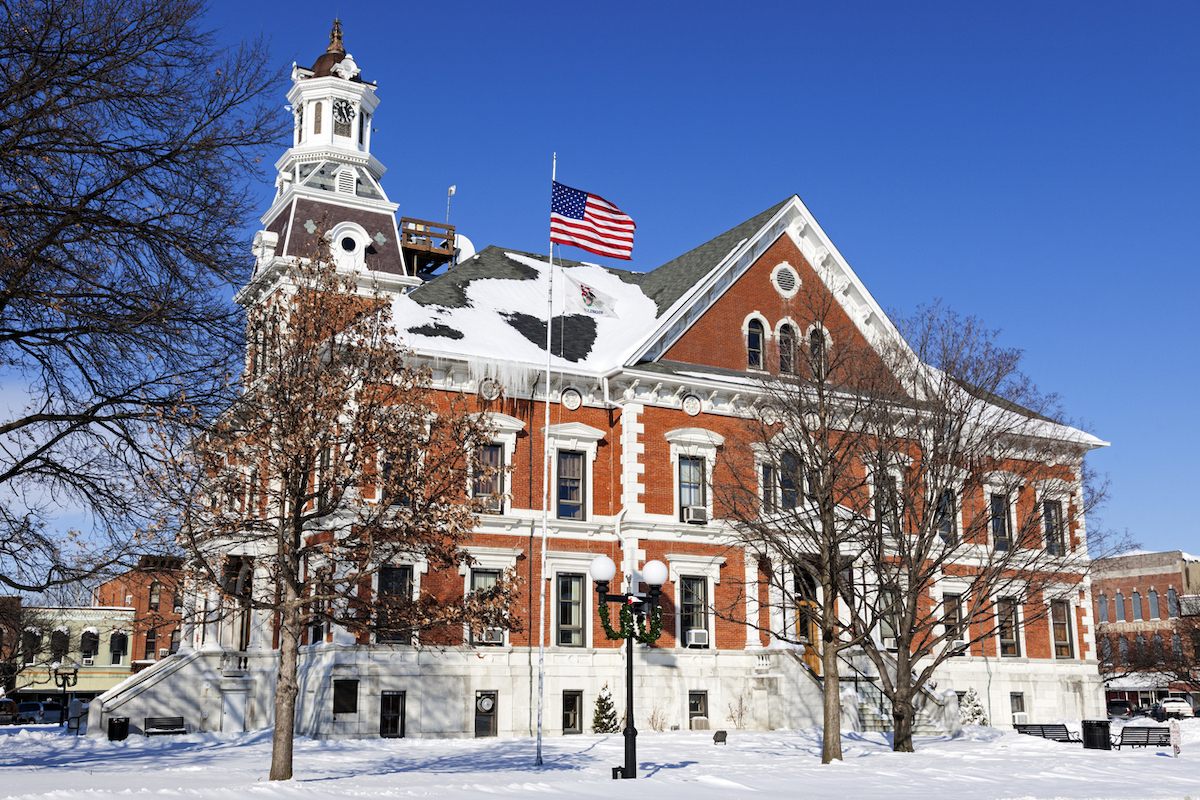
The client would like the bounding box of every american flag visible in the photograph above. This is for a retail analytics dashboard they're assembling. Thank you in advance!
[550,182,636,260]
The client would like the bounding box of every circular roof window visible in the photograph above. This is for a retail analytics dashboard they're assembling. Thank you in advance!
[340,237,357,253]
[771,263,800,298]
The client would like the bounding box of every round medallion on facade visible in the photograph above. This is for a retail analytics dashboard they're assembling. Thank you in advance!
[682,395,702,417]
[478,378,502,401]
[560,388,582,411]
[771,262,801,299]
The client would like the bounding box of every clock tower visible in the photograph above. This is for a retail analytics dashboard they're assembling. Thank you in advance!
[244,20,421,297]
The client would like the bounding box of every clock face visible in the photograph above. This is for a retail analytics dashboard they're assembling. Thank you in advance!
[332,100,355,124]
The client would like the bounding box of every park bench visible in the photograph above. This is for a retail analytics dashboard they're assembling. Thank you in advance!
[1014,723,1081,743]
[713,730,727,745]
[143,716,187,736]
[1112,726,1170,749]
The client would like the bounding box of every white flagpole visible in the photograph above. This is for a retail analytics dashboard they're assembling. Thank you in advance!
[535,153,557,766]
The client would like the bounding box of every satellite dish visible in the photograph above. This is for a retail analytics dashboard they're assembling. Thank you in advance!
[455,233,476,264]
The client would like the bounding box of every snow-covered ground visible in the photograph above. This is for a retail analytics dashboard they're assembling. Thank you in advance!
[1,719,1198,800]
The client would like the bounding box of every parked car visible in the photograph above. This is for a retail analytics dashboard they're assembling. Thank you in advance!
[1155,698,1195,720]
[16,702,63,724]
[1107,699,1143,720]
[0,699,18,725]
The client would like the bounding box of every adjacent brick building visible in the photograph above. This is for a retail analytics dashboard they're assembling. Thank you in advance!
[1092,550,1200,708]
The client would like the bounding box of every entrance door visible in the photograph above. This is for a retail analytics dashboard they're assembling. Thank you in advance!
[380,691,406,738]
[221,691,247,733]
[794,571,821,675]
[474,691,497,737]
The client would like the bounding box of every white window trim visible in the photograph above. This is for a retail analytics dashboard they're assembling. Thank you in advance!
[996,595,1023,658]
[665,428,724,523]
[1032,478,1072,555]
[459,546,522,646]
[983,472,1021,551]
[772,316,803,375]
[742,312,771,372]
[1045,588,1077,660]
[865,455,909,528]
[372,559,429,645]
[545,422,604,522]
[936,580,970,653]
[470,412,525,515]
[665,553,724,649]
[544,550,597,649]
[327,221,370,270]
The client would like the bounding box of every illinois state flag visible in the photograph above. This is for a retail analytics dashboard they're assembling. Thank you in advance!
[565,275,619,319]
[550,181,636,260]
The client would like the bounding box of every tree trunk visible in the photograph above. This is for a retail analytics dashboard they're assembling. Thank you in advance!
[891,689,915,753]
[820,633,842,762]
[270,595,301,781]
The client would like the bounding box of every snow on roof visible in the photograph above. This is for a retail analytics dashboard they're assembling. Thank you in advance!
[391,249,661,376]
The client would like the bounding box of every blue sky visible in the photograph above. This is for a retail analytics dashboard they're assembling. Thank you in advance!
[208,1,1199,552]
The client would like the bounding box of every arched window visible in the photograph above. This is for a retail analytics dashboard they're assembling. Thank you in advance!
[1149,589,1160,620]
[49,629,68,662]
[313,102,322,135]
[80,631,99,660]
[110,632,128,665]
[747,319,764,370]
[1131,591,1142,621]
[1168,588,1179,618]
[21,630,40,664]
[1097,594,1108,623]
[808,329,827,381]
[169,628,181,654]
[1115,591,1126,622]
[1117,635,1128,662]
[778,324,797,374]
[1100,635,1112,662]
[1173,632,1183,659]
[149,581,162,610]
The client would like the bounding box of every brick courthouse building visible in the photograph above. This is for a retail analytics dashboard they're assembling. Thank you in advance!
[88,24,1106,739]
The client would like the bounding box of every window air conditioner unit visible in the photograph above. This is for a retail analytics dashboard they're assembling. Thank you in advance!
[482,628,505,645]
[1012,712,1028,725]
[883,637,897,651]
[686,628,709,647]
[158,648,170,658]
[951,639,968,653]
[683,506,708,525]
[82,657,94,666]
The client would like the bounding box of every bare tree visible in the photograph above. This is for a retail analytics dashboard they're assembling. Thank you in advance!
[841,305,1108,751]
[720,284,885,763]
[722,299,1109,755]
[0,0,287,593]
[155,252,518,781]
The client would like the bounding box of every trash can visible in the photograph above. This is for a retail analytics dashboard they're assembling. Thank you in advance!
[107,716,129,742]
[1081,719,1110,750]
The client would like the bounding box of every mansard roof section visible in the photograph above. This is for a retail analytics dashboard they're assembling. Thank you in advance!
[628,195,904,367]
[389,247,656,374]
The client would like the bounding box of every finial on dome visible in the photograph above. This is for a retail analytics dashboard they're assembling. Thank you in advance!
[327,19,345,54]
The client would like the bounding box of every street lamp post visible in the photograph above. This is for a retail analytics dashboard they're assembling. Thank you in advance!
[51,666,78,726]
[589,554,669,780]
